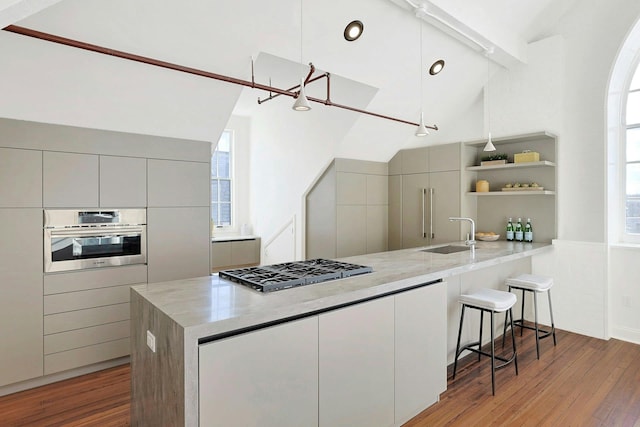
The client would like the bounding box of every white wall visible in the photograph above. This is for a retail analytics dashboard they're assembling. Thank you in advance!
[489,0,640,340]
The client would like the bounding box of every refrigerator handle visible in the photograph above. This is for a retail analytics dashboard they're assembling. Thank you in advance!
[421,188,426,238]
[430,188,434,239]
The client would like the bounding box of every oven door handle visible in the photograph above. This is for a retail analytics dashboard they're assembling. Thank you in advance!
[47,226,145,237]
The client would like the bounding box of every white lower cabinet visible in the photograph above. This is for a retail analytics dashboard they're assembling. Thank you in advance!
[395,281,447,425]
[319,296,395,427]
[198,317,319,427]
[197,282,446,427]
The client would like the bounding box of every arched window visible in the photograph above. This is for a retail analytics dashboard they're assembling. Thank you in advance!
[624,65,640,237]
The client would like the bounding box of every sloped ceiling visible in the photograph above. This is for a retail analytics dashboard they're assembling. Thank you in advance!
[1,0,577,149]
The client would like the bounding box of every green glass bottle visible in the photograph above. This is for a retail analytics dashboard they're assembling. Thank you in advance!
[515,217,524,242]
[524,218,533,242]
[506,217,514,241]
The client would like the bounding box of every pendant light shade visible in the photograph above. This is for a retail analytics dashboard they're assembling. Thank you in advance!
[292,79,311,111]
[483,132,496,151]
[415,111,429,136]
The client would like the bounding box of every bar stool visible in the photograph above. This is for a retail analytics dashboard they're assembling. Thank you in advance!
[453,288,518,395]
[503,273,557,359]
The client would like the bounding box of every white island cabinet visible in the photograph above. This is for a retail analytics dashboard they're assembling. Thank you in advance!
[198,317,319,427]
[319,296,395,427]
[196,281,446,427]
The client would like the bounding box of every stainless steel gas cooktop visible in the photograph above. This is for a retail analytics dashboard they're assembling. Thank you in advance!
[218,258,373,293]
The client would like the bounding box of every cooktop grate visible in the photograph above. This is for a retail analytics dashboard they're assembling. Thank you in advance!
[219,259,373,292]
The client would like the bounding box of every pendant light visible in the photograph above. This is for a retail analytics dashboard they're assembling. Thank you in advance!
[415,21,429,137]
[483,46,496,151]
[292,0,311,111]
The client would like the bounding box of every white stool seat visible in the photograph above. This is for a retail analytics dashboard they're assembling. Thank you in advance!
[459,288,516,312]
[506,274,553,292]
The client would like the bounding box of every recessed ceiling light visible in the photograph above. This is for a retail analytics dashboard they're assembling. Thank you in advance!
[344,20,364,41]
[429,59,445,75]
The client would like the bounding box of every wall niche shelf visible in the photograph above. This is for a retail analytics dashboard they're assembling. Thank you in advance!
[466,160,556,172]
[467,190,556,196]
[462,131,558,243]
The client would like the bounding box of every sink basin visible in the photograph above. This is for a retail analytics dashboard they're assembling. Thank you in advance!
[421,245,470,254]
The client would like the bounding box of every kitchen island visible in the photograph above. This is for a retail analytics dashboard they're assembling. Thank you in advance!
[130,241,552,426]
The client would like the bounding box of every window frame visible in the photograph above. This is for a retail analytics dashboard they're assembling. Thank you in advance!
[211,129,234,231]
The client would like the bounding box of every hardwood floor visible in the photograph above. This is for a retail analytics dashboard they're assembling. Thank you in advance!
[407,327,640,426]
[0,364,130,426]
[1,328,639,426]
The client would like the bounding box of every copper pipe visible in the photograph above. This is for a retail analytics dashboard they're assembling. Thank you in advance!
[258,66,329,105]
[3,24,438,130]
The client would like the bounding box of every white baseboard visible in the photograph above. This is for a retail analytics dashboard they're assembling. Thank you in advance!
[610,327,640,345]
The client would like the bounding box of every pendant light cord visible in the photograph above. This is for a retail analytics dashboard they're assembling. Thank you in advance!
[486,50,490,136]
[419,21,423,111]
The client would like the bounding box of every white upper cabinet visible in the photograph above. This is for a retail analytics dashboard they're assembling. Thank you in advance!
[0,148,42,208]
[43,151,99,208]
[100,156,147,207]
[147,159,209,207]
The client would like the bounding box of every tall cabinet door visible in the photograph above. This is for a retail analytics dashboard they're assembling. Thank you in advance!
[401,173,430,248]
[430,170,461,245]
[319,297,395,427]
[0,209,43,386]
[395,282,447,425]
[388,174,403,251]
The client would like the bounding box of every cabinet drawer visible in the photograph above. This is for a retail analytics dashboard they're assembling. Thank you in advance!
[45,320,130,355]
[231,240,259,265]
[44,303,130,335]
[44,265,147,295]
[44,285,131,315]
[44,337,130,375]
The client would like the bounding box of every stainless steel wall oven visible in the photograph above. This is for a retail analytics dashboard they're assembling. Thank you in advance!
[44,209,147,273]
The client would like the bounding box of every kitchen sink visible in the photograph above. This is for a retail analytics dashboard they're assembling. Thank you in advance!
[421,245,470,254]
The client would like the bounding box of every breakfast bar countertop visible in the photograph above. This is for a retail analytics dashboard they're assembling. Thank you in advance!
[131,240,552,339]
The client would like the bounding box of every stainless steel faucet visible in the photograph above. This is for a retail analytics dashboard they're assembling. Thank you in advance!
[449,217,476,255]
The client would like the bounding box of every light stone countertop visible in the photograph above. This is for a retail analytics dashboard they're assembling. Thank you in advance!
[132,240,552,340]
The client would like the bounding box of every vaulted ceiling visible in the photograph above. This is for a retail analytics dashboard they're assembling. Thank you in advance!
[0,0,579,146]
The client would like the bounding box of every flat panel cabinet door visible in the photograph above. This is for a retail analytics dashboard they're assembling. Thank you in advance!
[199,317,319,427]
[0,209,43,386]
[0,148,42,208]
[147,207,210,282]
[43,151,99,207]
[395,282,447,425]
[147,159,209,207]
[430,170,461,245]
[100,156,147,207]
[319,297,395,427]
[388,175,403,251]
[401,173,430,249]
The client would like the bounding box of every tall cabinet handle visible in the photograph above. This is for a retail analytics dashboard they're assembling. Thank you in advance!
[421,188,426,238]
[429,188,434,239]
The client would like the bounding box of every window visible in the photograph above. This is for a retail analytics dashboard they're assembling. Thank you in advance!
[625,65,640,236]
[212,130,233,228]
